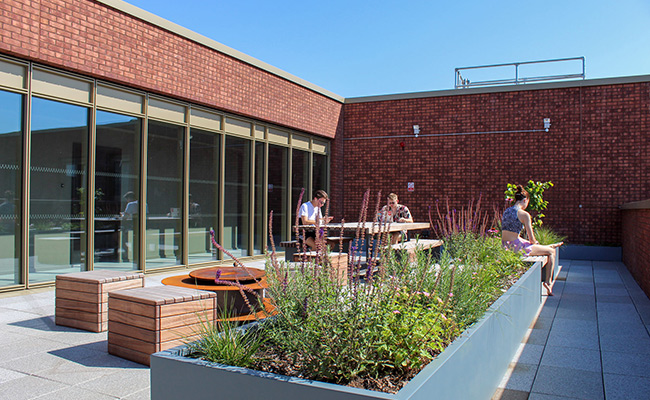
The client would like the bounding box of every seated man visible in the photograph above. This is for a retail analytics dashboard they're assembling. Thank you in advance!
[299,190,333,250]
[377,193,413,245]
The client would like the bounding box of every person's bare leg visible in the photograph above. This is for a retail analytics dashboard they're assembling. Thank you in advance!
[305,237,316,251]
[530,245,556,296]
[390,232,400,245]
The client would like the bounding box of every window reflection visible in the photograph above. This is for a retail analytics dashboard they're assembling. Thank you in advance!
[253,142,265,254]
[146,121,183,269]
[188,128,220,264]
[29,97,88,283]
[268,145,287,245]
[0,90,23,287]
[292,149,310,220]
[94,110,141,270]
[313,153,328,195]
[224,136,250,258]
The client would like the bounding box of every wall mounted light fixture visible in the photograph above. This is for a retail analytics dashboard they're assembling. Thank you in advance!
[544,118,551,132]
[413,125,420,137]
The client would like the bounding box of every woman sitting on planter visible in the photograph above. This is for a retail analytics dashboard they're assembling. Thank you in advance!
[501,185,563,296]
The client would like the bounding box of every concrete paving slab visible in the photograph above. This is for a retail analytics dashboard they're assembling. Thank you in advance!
[0,366,28,384]
[0,336,68,363]
[0,374,69,400]
[603,373,650,400]
[513,342,545,365]
[594,287,629,297]
[601,351,650,377]
[528,393,585,400]
[492,387,530,400]
[32,385,117,400]
[77,368,150,398]
[599,332,650,355]
[123,387,152,400]
[599,320,648,338]
[553,306,597,322]
[539,345,601,372]
[499,362,538,392]
[531,365,604,400]
[595,294,632,304]
[524,327,551,345]
[0,346,105,375]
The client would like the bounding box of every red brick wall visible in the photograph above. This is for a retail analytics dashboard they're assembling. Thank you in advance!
[0,0,342,137]
[622,207,650,298]
[335,83,650,245]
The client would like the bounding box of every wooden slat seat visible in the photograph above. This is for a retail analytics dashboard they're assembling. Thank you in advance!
[390,239,443,262]
[55,270,145,333]
[293,251,349,285]
[108,285,217,366]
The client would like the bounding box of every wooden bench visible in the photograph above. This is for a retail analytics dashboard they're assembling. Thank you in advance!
[55,270,145,332]
[293,251,349,285]
[390,239,443,262]
[108,286,217,366]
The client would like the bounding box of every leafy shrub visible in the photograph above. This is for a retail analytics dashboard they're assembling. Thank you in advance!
[504,180,553,228]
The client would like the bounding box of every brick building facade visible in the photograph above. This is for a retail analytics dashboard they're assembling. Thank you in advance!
[337,82,650,245]
[0,0,648,270]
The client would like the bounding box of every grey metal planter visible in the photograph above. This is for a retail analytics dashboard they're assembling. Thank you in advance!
[151,261,542,400]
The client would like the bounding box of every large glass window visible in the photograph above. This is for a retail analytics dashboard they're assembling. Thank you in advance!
[224,136,250,258]
[146,121,183,269]
[313,153,328,195]
[29,97,88,283]
[292,149,310,222]
[94,110,141,270]
[0,90,23,287]
[253,142,265,254]
[268,145,288,244]
[188,128,220,264]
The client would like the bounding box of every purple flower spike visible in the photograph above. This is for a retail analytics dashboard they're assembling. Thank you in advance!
[214,268,222,283]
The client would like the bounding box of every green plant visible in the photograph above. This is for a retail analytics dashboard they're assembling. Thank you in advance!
[533,225,567,246]
[185,305,264,369]
[505,180,553,228]
[189,191,531,393]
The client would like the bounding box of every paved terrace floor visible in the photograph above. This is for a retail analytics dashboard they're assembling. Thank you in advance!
[0,259,649,400]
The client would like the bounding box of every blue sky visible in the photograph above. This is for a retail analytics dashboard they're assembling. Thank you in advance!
[130,0,648,97]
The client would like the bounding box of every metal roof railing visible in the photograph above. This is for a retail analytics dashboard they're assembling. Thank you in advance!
[455,57,585,89]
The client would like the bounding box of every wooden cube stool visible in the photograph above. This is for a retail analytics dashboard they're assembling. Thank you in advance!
[293,251,349,285]
[108,286,217,366]
[56,270,145,332]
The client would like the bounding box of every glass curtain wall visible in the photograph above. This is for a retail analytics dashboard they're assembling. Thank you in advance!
[188,128,220,264]
[146,121,184,269]
[93,110,141,270]
[267,144,288,244]
[0,90,23,287]
[253,142,265,254]
[224,136,250,258]
[29,97,88,283]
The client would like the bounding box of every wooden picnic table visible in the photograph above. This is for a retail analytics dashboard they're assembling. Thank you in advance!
[296,221,430,235]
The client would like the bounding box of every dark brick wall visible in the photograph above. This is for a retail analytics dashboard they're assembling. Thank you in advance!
[0,0,342,137]
[335,84,650,245]
[622,208,650,298]
[2,1,648,246]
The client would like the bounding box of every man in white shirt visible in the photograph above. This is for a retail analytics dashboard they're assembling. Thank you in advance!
[299,189,333,250]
